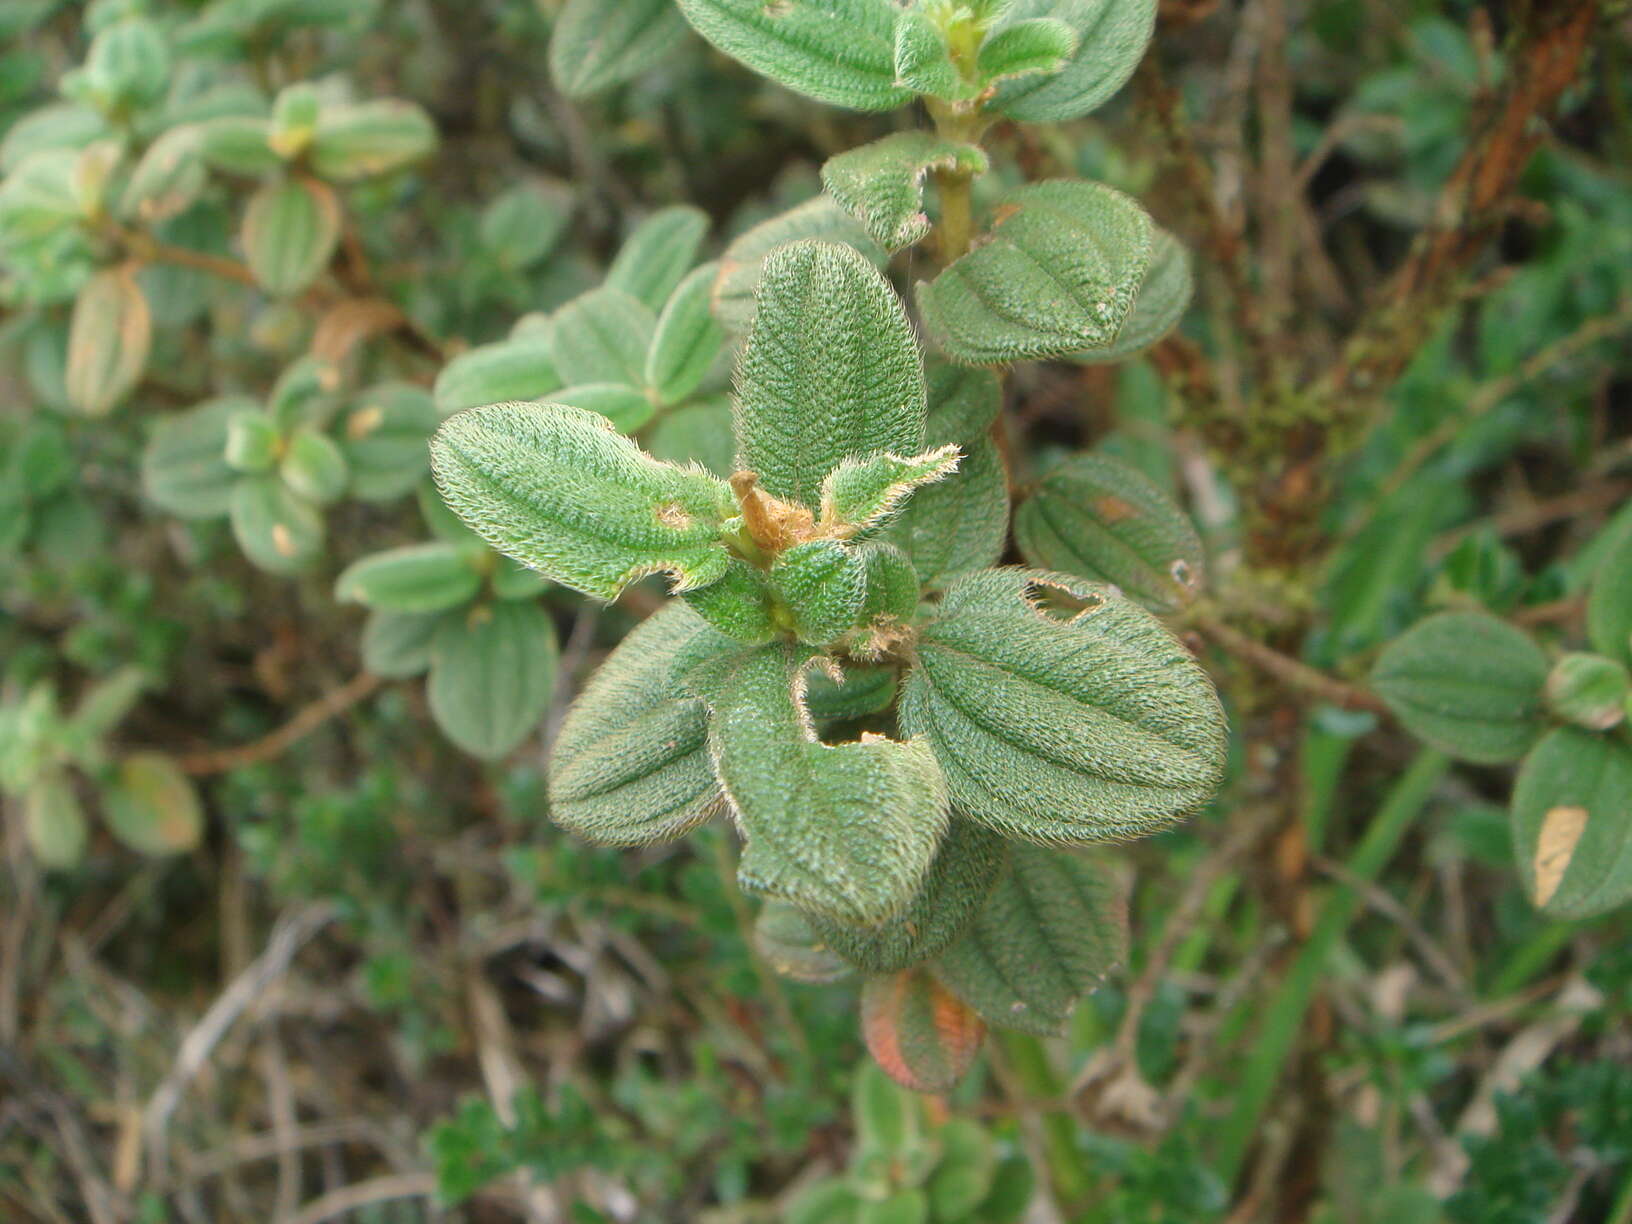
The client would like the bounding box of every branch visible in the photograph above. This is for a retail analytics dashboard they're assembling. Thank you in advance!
[177,672,382,776]
[1195,614,1389,715]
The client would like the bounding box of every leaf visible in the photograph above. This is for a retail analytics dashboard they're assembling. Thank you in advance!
[735,239,927,508]
[549,287,656,387]
[242,176,341,297]
[308,99,436,181]
[119,125,206,224]
[361,609,443,679]
[225,410,279,473]
[427,601,559,760]
[1068,227,1193,364]
[821,132,989,251]
[551,383,657,434]
[646,261,727,406]
[803,660,899,721]
[988,0,1157,123]
[862,968,986,1093]
[820,445,961,536]
[1587,519,1632,668]
[336,542,483,614]
[433,338,561,416]
[1511,729,1632,919]
[915,179,1155,365]
[933,843,1126,1034]
[880,364,1008,590]
[66,264,151,415]
[430,401,736,600]
[683,556,779,643]
[754,899,853,982]
[549,0,690,98]
[892,10,970,102]
[549,604,729,844]
[712,195,885,332]
[1544,653,1629,732]
[607,205,710,311]
[1014,451,1205,612]
[230,474,325,574]
[103,752,204,855]
[647,395,737,477]
[340,382,438,502]
[788,1182,863,1224]
[1370,611,1548,764]
[978,17,1078,84]
[976,1159,1035,1224]
[142,396,251,518]
[687,643,950,925]
[674,0,911,111]
[769,539,866,645]
[195,115,280,177]
[928,1120,997,1220]
[25,772,88,870]
[899,568,1227,842]
[479,180,573,270]
[278,427,349,505]
[810,817,1008,972]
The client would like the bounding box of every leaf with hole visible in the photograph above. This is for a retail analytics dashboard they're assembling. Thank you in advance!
[821,133,988,251]
[900,568,1227,842]
[1511,729,1632,919]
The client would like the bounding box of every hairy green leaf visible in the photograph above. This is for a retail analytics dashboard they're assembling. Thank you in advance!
[1069,227,1193,364]
[1587,520,1632,669]
[822,133,989,251]
[430,401,736,600]
[892,11,975,101]
[1014,451,1204,612]
[861,968,986,1092]
[647,261,727,406]
[550,604,729,844]
[336,542,483,614]
[607,205,710,311]
[880,364,1008,590]
[713,195,885,332]
[230,474,324,573]
[755,899,853,982]
[989,0,1156,122]
[916,180,1155,364]
[811,818,1007,972]
[675,0,911,111]
[900,568,1227,842]
[933,843,1126,1034]
[688,644,950,925]
[549,0,690,98]
[977,16,1078,84]
[1511,729,1632,919]
[428,601,558,760]
[770,539,867,645]
[433,338,561,416]
[1371,612,1548,764]
[735,240,927,508]
[66,264,151,416]
[142,396,251,519]
[549,286,655,388]
[821,445,961,536]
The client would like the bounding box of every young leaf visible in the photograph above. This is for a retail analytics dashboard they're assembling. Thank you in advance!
[606,205,710,311]
[674,0,912,111]
[430,401,736,600]
[735,240,927,509]
[755,899,853,983]
[683,557,779,643]
[278,427,349,505]
[1014,451,1205,612]
[770,539,866,645]
[646,261,727,406]
[549,0,690,99]
[1068,227,1193,364]
[820,445,961,536]
[880,364,1008,590]
[916,179,1155,365]
[1511,729,1632,919]
[142,396,251,519]
[25,772,88,870]
[810,818,1008,972]
[1544,653,1629,731]
[1587,520,1632,668]
[66,263,151,415]
[821,132,989,251]
[336,542,483,614]
[308,99,436,181]
[976,16,1078,84]
[549,287,655,387]
[687,644,950,925]
[549,604,729,844]
[892,11,975,101]
[861,968,986,1093]
[713,195,886,332]
[427,601,558,760]
[230,475,325,574]
[1370,612,1548,764]
[899,568,1227,843]
[362,609,443,679]
[988,0,1157,123]
[932,843,1126,1035]
[103,752,204,855]
[850,540,921,648]
[433,338,561,416]
[340,382,438,502]
[242,176,341,297]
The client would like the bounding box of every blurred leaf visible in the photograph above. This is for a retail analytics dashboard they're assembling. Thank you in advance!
[646,261,726,406]
[427,602,558,760]
[1587,520,1632,669]
[25,771,88,870]
[308,99,435,181]
[66,263,151,415]
[103,752,204,855]
[142,396,250,519]
[1511,729,1632,919]
[242,177,341,297]
[607,205,709,312]
[549,0,690,97]
[433,338,561,416]
[863,966,986,1091]
[229,474,325,573]
[336,542,483,614]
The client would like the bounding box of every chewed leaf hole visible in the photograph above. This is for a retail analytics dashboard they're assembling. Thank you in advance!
[1024,580,1106,623]
[1171,559,1195,587]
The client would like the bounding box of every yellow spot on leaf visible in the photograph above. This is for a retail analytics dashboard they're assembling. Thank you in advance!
[1534,805,1588,907]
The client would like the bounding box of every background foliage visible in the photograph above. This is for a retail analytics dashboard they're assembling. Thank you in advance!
[2,0,1630,1221]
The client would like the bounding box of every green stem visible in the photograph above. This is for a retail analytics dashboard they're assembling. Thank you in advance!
[1211,748,1449,1185]
[995,1031,1094,1208]
[933,166,976,266]
[1608,1159,1632,1224]
[1486,920,1577,999]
